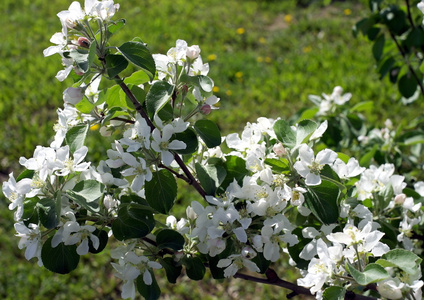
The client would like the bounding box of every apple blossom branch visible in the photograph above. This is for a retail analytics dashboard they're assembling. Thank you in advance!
[115,75,207,199]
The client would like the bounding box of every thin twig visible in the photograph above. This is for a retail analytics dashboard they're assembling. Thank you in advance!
[389,32,424,96]
[405,0,415,29]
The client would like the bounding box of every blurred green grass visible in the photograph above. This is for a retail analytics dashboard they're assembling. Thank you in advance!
[1,0,423,299]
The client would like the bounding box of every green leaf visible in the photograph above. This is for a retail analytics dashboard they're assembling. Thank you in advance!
[117,41,156,81]
[16,169,35,182]
[36,198,59,229]
[156,229,185,251]
[274,119,317,148]
[75,97,94,114]
[372,34,385,61]
[106,54,128,78]
[346,262,389,285]
[145,170,177,214]
[180,74,214,92]
[194,120,221,148]
[305,179,340,224]
[195,163,226,195]
[88,229,108,254]
[22,197,39,224]
[323,286,346,300]
[173,127,199,155]
[376,249,422,275]
[378,57,395,79]
[68,50,89,73]
[66,180,104,213]
[359,144,378,167]
[184,256,206,280]
[264,158,290,173]
[221,155,249,190]
[136,270,161,300]
[124,70,151,85]
[351,101,374,113]
[106,19,126,38]
[397,131,424,146]
[65,124,89,153]
[112,203,155,241]
[398,74,418,98]
[41,237,80,274]
[104,85,123,109]
[146,81,174,118]
[159,257,182,284]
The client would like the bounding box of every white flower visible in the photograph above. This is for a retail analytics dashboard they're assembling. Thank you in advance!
[309,120,328,141]
[57,221,100,255]
[331,157,365,180]
[377,279,404,299]
[186,45,201,60]
[294,144,338,185]
[120,153,152,192]
[15,222,43,266]
[2,173,32,221]
[43,29,67,57]
[151,125,186,166]
[55,145,90,176]
[217,251,260,278]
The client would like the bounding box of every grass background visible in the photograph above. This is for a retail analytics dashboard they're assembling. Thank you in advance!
[0,0,422,299]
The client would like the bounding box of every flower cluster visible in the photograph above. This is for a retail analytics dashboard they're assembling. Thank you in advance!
[3,1,424,300]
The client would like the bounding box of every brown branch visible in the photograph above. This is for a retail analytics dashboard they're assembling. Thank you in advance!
[405,0,415,29]
[389,32,424,97]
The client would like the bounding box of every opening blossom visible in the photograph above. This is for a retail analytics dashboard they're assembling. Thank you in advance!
[294,144,338,185]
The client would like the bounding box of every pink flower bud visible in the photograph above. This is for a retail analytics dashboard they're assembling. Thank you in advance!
[200,104,212,115]
[77,37,90,48]
[273,143,287,157]
[394,193,407,205]
[186,45,201,60]
[63,87,84,105]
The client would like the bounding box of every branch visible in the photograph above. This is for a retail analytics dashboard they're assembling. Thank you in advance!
[115,75,207,199]
[389,32,424,97]
[405,0,415,30]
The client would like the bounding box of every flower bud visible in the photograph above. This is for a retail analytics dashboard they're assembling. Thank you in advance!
[63,87,84,105]
[186,45,201,60]
[77,37,90,48]
[200,104,212,115]
[273,143,287,157]
[394,193,407,205]
[186,206,197,220]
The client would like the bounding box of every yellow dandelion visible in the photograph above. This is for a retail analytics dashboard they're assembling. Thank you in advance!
[257,56,264,63]
[226,90,233,96]
[259,37,267,44]
[207,54,217,61]
[235,71,243,78]
[90,123,100,131]
[284,14,293,23]
[236,27,245,35]
[344,8,352,16]
[302,46,312,53]
[265,56,272,63]
[213,86,220,93]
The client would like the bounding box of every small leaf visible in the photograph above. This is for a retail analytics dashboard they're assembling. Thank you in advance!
[180,74,214,92]
[65,124,89,153]
[145,170,177,214]
[274,119,296,148]
[66,180,104,213]
[220,155,249,190]
[88,229,108,254]
[194,120,221,148]
[372,34,385,61]
[195,163,226,195]
[184,256,206,280]
[377,249,422,275]
[323,286,346,300]
[117,41,156,81]
[346,262,389,285]
[136,270,161,300]
[106,54,128,78]
[398,74,418,98]
[146,81,174,118]
[36,198,59,229]
[124,70,151,85]
[159,257,182,284]
[156,229,185,251]
[305,180,340,224]
[173,128,199,155]
[112,203,155,241]
[16,169,35,182]
[41,237,80,274]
